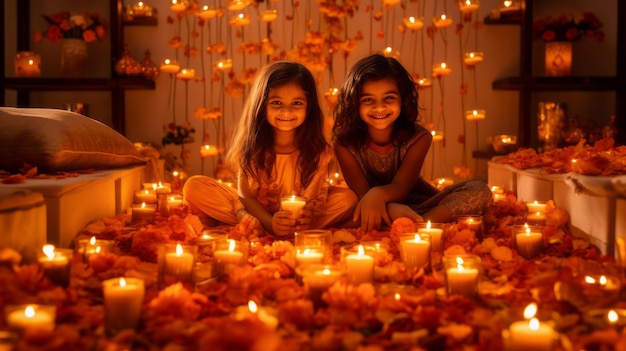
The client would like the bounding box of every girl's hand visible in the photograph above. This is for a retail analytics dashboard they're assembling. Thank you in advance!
[272,210,296,236]
[355,188,391,232]
[237,212,263,233]
[387,203,423,223]
[295,207,313,232]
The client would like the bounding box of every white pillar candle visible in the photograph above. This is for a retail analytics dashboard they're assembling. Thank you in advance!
[166,194,183,209]
[344,245,374,285]
[6,305,56,331]
[297,264,344,308]
[418,221,444,252]
[155,182,172,195]
[296,248,324,267]
[213,239,246,277]
[37,245,71,288]
[515,227,544,259]
[526,211,547,225]
[526,201,547,213]
[165,243,195,277]
[280,195,306,220]
[103,277,145,336]
[400,233,431,269]
[457,216,483,237]
[509,317,554,351]
[131,202,156,223]
[134,189,157,204]
[444,255,481,298]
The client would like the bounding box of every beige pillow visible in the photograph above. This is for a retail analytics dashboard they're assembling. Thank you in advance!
[0,107,147,173]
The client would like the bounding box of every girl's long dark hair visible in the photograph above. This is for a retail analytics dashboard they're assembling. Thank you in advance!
[332,53,420,150]
[226,61,327,188]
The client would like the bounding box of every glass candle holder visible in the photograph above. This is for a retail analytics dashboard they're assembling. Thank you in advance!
[75,237,115,263]
[296,264,345,308]
[131,203,157,224]
[212,238,249,278]
[134,189,157,204]
[102,277,145,337]
[157,243,197,290]
[443,254,482,299]
[513,225,544,259]
[4,304,56,332]
[340,244,375,285]
[416,221,445,252]
[14,51,41,77]
[399,232,432,270]
[457,215,484,238]
[294,229,332,268]
[37,245,72,288]
[280,195,307,220]
[193,229,228,283]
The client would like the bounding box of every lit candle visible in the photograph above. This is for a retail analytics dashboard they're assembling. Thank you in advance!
[515,226,544,259]
[76,236,114,263]
[499,0,521,14]
[234,301,279,330]
[493,193,507,202]
[418,77,433,88]
[229,13,251,26]
[298,264,344,307]
[463,51,484,66]
[584,275,622,293]
[432,62,452,77]
[296,248,324,267]
[164,243,195,279]
[6,305,56,332]
[200,144,219,158]
[403,16,424,30]
[324,87,339,106]
[457,215,483,237]
[155,182,172,195]
[509,303,555,351]
[526,201,547,213]
[134,189,157,204]
[131,202,156,223]
[228,0,249,11]
[431,130,444,142]
[458,0,479,13]
[198,5,218,19]
[15,52,41,77]
[434,177,454,190]
[280,195,306,220]
[160,59,180,74]
[176,68,195,81]
[213,239,245,276]
[433,14,453,28]
[102,277,145,336]
[344,245,375,285]
[260,9,278,22]
[444,255,480,298]
[526,211,547,225]
[418,221,444,252]
[400,233,431,270]
[215,59,233,71]
[38,245,71,288]
[131,1,150,17]
[465,109,486,121]
[170,0,187,13]
[490,185,505,194]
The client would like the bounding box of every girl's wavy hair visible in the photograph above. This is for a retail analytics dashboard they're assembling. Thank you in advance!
[332,53,420,150]
[226,61,326,188]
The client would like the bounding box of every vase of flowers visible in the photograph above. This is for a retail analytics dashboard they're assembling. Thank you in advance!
[533,12,604,77]
[34,12,107,77]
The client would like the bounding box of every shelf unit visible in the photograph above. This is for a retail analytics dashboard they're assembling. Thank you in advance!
[0,0,156,135]
[486,0,626,148]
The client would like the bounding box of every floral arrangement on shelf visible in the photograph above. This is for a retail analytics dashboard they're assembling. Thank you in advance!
[533,12,604,43]
[162,121,196,146]
[34,11,108,43]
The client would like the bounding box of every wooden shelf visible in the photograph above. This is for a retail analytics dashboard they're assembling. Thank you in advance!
[492,76,624,91]
[123,17,158,26]
[3,77,155,91]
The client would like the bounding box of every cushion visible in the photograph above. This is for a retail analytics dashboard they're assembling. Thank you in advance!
[0,107,147,173]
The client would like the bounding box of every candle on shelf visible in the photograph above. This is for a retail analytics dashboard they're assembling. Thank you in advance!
[213,239,247,277]
[403,16,424,30]
[5,305,56,332]
[134,189,157,204]
[160,59,180,74]
[280,195,307,220]
[176,68,195,81]
[444,255,481,298]
[463,51,484,66]
[170,0,187,13]
[198,5,218,19]
[499,0,521,15]
[508,303,555,351]
[465,109,486,121]
[526,201,547,213]
[527,211,547,225]
[297,264,344,308]
[228,0,249,11]
[229,13,251,26]
[418,77,433,88]
[417,221,444,252]
[431,130,444,142]
[400,233,431,270]
[14,51,41,77]
[260,9,278,22]
[343,245,375,285]
[458,0,479,13]
[200,144,219,158]
[37,245,71,288]
[102,277,145,336]
[131,202,156,223]
[515,226,544,259]
[457,215,483,237]
[432,62,452,77]
[131,1,152,17]
[434,177,454,190]
[158,243,196,289]
[215,59,233,71]
[433,14,453,28]
[166,194,183,210]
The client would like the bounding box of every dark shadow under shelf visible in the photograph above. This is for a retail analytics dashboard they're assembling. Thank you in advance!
[4,77,156,91]
[492,76,624,91]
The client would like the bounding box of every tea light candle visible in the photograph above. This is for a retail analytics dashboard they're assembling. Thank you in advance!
[465,109,486,121]
[160,59,180,74]
[418,221,444,252]
[433,14,453,28]
[176,68,195,80]
[170,0,187,12]
[526,201,547,213]
[215,59,233,71]
[296,248,324,267]
[418,77,433,88]
[76,236,114,262]
[234,301,279,330]
[260,9,278,22]
[6,305,55,332]
[458,0,479,13]
[490,185,505,194]
[445,256,479,298]
[165,243,195,278]
[463,52,484,66]
[344,245,374,285]
[131,1,150,17]
[281,195,306,220]
[527,211,547,225]
[515,226,544,259]
[38,245,71,288]
[298,264,344,308]
[134,189,157,204]
[432,62,452,77]
[198,5,218,19]
[199,144,218,158]
[131,202,156,223]
[400,233,431,269]
[509,317,554,351]
[493,193,507,202]
[213,239,245,276]
[102,277,145,336]
[15,51,41,77]
[499,0,521,14]
[457,215,483,236]
[167,194,183,209]
[403,16,424,30]
[229,13,251,26]
[584,275,621,293]
[431,130,444,142]
[155,182,172,195]
[434,177,454,190]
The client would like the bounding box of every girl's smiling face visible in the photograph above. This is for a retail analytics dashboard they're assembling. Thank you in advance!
[266,82,308,132]
[358,78,401,140]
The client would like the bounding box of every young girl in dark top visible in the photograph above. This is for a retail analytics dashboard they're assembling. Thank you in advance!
[332,53,491,232]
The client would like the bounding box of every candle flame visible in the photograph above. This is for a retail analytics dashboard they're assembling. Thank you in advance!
[95,246,101,253]
[409,16,415,23]
[119,277,127,287]
[414,234,421,242]
[599,275,608,286]
[523,303,538,319]
[456,256,465,271]
[426,220,432,230]
[440,14,447,20]
[503,0,513,7]
[322,268,331,275]
[529,317,540,330]
[525,227,531,235]
[24,305,35,318]
[394,293,401,301]
[143,189,150,195]
[608,310,619,324]
[164,59,171,64]
[90,236,96,245]
[141,202,146,209]
[176,243,184,256]
[357,245,365,256]
[43,244,55,259]
[584,276,596,284]
[138,1,144,7]
[248,300,258,313]
[228,239,236,252]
